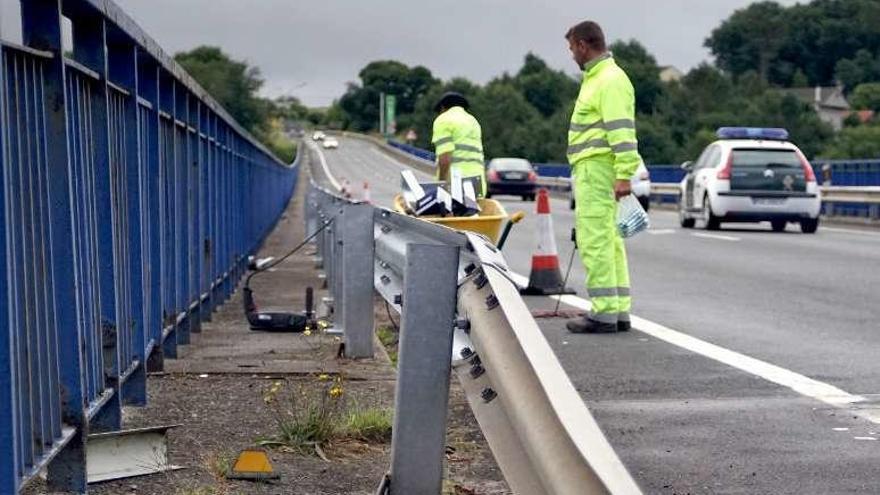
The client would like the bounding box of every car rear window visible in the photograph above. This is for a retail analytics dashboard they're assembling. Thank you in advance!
[491,159,532,172]
[731,149,801,168]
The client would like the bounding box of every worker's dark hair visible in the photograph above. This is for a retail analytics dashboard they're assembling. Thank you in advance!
[435,91,470,112]
[565,20,606,51]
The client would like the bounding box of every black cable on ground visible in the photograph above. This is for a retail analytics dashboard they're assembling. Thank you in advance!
[385,300,399,332]
[554,246,578,316]
[245,219,333,289]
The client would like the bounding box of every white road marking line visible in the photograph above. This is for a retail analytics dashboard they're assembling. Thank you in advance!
[821,226,880,237]
[508,271,880,425]
[692,232,741,242]
[310,142,341,191]
[853,437,877,441]
[833,428,850,431]
[647,229,676,235]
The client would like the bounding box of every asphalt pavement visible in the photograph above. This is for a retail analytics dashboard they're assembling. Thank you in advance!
[311,136,880,494]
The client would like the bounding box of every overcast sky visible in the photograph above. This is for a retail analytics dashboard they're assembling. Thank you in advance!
[2,0,800,107]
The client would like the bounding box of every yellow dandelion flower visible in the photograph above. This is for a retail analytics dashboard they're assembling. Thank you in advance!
[329,386,343,398]
[303,329,312,336]
[318,374,330,381]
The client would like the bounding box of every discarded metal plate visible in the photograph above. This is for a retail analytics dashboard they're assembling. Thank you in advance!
[227,449,280,480]
[87,425,183,483]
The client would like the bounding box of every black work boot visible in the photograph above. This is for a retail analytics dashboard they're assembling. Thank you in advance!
[566,317,617,334]
[617,321,631,332]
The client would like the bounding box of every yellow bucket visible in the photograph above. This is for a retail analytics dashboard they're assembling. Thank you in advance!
[393,194,509,244]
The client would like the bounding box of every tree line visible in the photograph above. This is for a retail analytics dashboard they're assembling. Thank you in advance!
[324,0,880,163]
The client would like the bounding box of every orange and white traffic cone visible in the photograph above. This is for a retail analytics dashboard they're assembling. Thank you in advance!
[362,181,372,204]
[520,188,575,296]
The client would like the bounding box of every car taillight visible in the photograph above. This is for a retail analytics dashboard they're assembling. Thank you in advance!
[796,151,816,182]
[717,154,733,180]
[488,170,499,181]
[528,171,537,182]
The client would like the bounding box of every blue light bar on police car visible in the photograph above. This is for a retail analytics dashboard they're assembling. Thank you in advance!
[716,127,789,141]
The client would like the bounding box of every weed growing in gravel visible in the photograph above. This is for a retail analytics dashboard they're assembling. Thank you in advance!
[257,375,393,458]
[343,406,393,442]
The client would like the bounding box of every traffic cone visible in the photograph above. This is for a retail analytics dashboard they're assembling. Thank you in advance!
[362,181,372,204]
[520,188,576,296]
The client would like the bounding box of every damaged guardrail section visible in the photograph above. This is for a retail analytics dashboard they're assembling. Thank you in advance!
[306,178,642,495]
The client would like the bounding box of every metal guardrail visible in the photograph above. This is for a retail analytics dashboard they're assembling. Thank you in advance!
[1,2,298,493]
[304,149,641,494]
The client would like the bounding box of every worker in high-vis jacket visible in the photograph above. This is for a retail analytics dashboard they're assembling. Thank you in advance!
[564,20,642,334]
[431,92,487,196]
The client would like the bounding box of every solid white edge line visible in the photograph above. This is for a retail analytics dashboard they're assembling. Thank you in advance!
[310,141,341,191]
[509,272,880,425]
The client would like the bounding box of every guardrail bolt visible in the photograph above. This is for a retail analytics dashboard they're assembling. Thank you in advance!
[380,275,391,285]
[460,347,474,359]
[474,272,489,289]
[381,225,392,234]
[485,294,499,310]
[481,388,498,403]
[464,263,477,275]
[470,363,486,379]
[394,294,403,305]
[455,318,471,332]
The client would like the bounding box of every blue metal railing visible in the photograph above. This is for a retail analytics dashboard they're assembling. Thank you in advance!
[1,1,298,492]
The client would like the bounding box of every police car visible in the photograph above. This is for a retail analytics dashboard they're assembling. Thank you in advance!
[678,127,821,234]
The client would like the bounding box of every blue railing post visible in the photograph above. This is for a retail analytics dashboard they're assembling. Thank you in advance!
[137,57,163,372]
[158,71,178,359]
[21,0,88,491]
[71,10,121,434]
[0,30,18,495]
[107,28,147,407]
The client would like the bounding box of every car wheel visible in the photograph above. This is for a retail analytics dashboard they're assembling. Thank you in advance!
[771,220,787,232]
[638,195,650,212]
[703,195,721,231]
[800,218,819,234]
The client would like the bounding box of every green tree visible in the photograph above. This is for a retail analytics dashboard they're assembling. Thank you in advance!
[513,53,579,118]
[175,46,298,162]
[850,82,880,111]
[175,46,269,135]
[822,124,880,158]
[791,69,809,87]
[610,40,663,114]
[705,1,788,82]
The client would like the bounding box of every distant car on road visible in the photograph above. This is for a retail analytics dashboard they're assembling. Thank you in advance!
[485,158,537,201]
[678,127,820,233]
[568,161,652,211]
[312,131,325,141]
[322,137,339,149]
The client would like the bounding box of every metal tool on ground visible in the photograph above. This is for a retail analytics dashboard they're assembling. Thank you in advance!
[242,220,331,332]
[226,449,279,481]
[520,188,576,295]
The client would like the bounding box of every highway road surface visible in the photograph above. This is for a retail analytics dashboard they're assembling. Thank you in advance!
[311,136,880,494]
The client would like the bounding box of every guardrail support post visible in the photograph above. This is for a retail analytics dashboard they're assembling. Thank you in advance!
[341,203,375,358]
[388,243,460,494]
